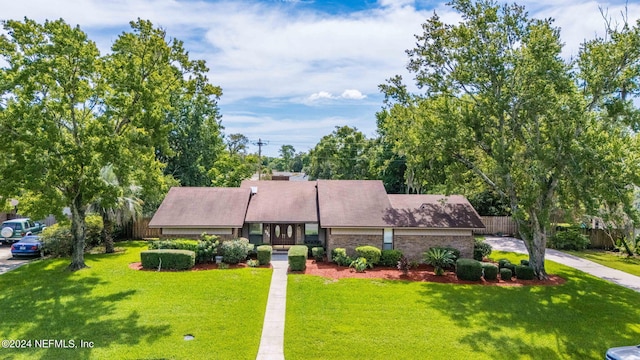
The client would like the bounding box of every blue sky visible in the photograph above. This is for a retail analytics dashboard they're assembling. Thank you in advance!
[2,0,639,157]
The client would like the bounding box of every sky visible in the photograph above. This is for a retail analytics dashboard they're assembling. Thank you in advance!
[2,0,639,157]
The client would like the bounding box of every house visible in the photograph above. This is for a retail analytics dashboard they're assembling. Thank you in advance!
[148,180,485,260]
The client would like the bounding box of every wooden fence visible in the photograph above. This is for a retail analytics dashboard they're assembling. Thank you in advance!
[121,218,160,239]
[474,216,518,236]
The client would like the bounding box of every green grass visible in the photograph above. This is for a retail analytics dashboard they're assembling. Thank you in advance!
[562,249,640,277]
[0,241,271,359]
[285,251,640,360]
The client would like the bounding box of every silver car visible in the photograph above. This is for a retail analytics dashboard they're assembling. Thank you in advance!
[606,345,640,360]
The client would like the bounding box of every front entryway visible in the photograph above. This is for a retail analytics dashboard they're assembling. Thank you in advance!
[271,224,296,246]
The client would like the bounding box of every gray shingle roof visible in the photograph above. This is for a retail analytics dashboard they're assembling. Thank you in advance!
[241,180,318,223]
[317,180,392,227]
[386,194,485,228]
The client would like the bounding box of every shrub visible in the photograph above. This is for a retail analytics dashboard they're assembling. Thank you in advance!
[520,259,530,266]
[257,245,272,266]
[481,262,499,280]
[355,246,381,266]
[40,215,104,257]
[140,249,195,270]
[305,241,322,257]
[500,268,513,280]
[515,265,535,280]
[456,258,483,281]
[424,247,455,275]
[220,238,254,264]
[397,255,410,275]
[148,238,218,264]
[503,262,516,274]
[218,262,229,269]
[498,259,511,268]
[548,228,590,250]
[349,257,371,273]
[380,249,403,267]
[288,245,308,271]
[311,247,325,262]
[247,259,260,267]
[331,248,353,267]
[473,238,493,261]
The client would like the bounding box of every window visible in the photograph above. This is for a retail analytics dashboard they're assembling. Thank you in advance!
[249,223,262,235]
[305,223,318,236]
[383,228,393,250]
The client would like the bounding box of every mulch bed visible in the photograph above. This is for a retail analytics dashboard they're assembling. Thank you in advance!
[129,259,565,286]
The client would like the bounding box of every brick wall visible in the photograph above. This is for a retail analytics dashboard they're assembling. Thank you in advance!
[394,235,474,262]
[327,234,383,259]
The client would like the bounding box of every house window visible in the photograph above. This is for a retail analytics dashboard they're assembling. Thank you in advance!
[383,228,393,250]
[304,223,319,243]
[249,223,263,235]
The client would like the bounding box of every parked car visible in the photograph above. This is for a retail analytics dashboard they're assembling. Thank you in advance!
[0,218,46,245]
[606,344,640,359]
[10,235,43,257]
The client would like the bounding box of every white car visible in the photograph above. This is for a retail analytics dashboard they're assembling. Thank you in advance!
[606,344,640,360]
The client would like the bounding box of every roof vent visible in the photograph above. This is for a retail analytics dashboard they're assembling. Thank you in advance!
[250,186,258,194]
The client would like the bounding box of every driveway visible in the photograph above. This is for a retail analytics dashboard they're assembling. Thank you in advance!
[485,236,640,293]
[0,245,31,275]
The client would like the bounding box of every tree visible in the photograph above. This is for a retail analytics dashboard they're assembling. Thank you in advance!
[226,133,249,155]
[278,145,296,171]
[0,18,219,270]
[380,0,640,279]
[307,126,373,180]
[208,153,258,187]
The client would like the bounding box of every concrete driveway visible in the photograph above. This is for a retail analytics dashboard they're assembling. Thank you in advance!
[0,244,31,275]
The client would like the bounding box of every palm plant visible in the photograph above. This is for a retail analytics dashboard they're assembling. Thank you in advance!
[89,165,143,253]
[424,248,455,276]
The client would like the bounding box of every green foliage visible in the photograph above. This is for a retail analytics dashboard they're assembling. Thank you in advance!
[311,247,325,262]
[500,268,513,281]
[498,259,511,269]
[140,249,195,270]
[246,259,260,267]
[424,247,455,275]
[355,245,381,266]
[257,245,272,266]
[288,245,308,271]
[549,229,590,251]
[515,265,535,280]
[429,247,460,264]
[455,258,483,281]
[520,259,530,266]
[148,237,218,264]
[217,262,229,269]
[220,238,254,264]
[380,249,403,267]
[481,262,499,280]
[473,238,493,261]
[306,126,375,180]
[41,215,104,257]
[331,248,353,267]
[349,257,371,273]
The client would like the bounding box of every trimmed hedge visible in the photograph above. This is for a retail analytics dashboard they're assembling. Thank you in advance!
[456,258,483,281]
[500,268,513,281]
[148,237,218,264]
[520,259,530,266]
[498,259,511,268]
[355,246,381,266]
[515,265,535,280]
[481,262,499,280]
[141,249,195,270]
[257,245,272,266]
[311,247,325,262]
[288,245,308,271]
[380,249,403,267]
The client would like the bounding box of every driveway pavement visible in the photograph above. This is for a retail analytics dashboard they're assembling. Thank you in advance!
[485,236,640,293]
[0,245,30,275]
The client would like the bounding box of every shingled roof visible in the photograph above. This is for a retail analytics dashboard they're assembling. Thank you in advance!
[148,187,251,228]
[386,194,484,229]
[241,180,318,223]
[317,180,392,227]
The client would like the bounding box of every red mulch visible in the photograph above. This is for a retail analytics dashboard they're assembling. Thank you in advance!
[129,260,565,286]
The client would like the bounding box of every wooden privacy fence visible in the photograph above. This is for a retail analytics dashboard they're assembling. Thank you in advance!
[474,216,518,236]
[121,218,160,239]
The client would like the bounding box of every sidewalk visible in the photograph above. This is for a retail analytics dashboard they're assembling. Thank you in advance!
[256,253,288,360]
[485,236,640,293]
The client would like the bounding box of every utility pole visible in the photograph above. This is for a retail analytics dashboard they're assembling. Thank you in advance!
[253,138,268,180]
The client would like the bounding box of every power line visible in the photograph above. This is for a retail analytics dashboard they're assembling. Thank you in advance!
[252,138,269,180]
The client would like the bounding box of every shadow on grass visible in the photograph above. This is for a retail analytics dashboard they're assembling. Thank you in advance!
[0,258,169,359]
[420,265,640,359]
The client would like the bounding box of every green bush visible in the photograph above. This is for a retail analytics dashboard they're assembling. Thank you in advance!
[220,238,254,264]
[380,249,403,267]
[503,262,516,274]
[515,265,535,280]
[331,248,353,267]
[349,257,371,272]
[498,259,511,268]
[481,262,499,280]
[247,259,259,267]
[257,245,272,266]
[140,249,195,270]
[355,245,381,266]
[311,247,325,262]
[288,245,308,271]
[424,247,455,275]
[455,258,483,281]
[473,238,493,261]
[41,215,104,257]
[430,247,461,264]
[549,228,590,250]
[305,241,323,257]
[148,237,218,264]
[500,268,513,280]
[520,259,530,266]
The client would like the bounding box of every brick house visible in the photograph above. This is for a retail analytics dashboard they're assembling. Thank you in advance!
[148,180,484,261]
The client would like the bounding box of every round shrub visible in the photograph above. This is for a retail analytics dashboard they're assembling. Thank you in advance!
[520,259,530,266]
[456,258,483,281]
[473,238,493,261]
[500,268,513,281]
[481,262,499,280]
[332,248,352,267]
[355,245,381,266]
[515,265,535,280]
[257,245,272,265]
[311,247,325,262]
[498,259,511,268]
[380,249,403,267]
[220,238,254,264]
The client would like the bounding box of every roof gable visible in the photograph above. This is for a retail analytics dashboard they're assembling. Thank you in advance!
[386,194,484,228]
[317,180,391,227]
[241,180,318,223]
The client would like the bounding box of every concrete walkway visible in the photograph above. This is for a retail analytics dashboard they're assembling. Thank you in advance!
[485,236,640,293]
[0,246,30,275]
[256,253,288,360]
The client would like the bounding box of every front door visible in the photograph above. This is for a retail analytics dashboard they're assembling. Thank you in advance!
[271,224,296,246]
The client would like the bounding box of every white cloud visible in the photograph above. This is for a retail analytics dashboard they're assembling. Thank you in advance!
[306,89,367,103]
[308,91,335,101]
[341,89,367,100]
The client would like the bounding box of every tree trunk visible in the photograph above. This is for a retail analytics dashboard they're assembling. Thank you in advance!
[102,216,115,254]
[69,195,88,271]
[519,212,549,280]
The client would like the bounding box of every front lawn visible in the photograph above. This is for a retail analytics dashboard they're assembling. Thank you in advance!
[285,251,640,359]
[562,249,640,277]
[0,241,271,359]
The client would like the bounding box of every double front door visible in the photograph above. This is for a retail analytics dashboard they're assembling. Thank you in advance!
[271,223,296,246]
